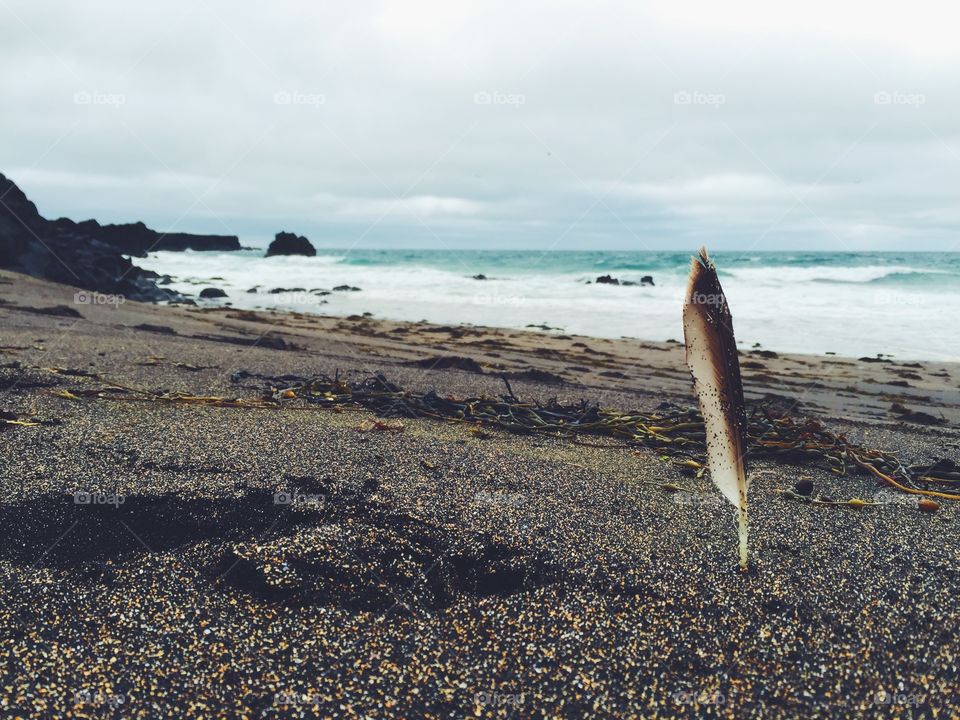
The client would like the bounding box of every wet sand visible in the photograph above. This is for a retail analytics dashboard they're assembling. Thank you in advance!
[1,268,958,718]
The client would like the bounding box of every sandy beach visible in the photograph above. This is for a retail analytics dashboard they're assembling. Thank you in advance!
[1,267,958,718]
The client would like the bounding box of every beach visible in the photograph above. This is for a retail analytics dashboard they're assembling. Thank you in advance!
[1,267,958,718]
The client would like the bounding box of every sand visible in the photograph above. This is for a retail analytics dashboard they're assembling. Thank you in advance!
[0,267,958,719]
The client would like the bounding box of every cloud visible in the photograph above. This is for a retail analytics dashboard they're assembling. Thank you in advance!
[1,0,959,249]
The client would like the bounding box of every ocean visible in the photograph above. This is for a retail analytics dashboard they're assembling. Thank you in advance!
[138,250,960,362]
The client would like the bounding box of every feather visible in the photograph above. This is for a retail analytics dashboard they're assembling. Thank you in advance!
[682,247,750,569]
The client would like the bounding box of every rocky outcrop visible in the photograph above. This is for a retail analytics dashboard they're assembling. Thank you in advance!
[50,218,239,256]
[593,274,654,287]
[265,231,316,257]
[0,172,184,301]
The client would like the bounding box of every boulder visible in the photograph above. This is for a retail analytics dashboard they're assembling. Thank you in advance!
[641,275,655,286]
[199,287,228,299]
[265,231,316,257]
[595,275,620,285]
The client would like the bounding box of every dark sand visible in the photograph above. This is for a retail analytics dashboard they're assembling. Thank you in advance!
[1,268,958,719]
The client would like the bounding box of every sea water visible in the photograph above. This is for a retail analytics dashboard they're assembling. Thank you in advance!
[138,249,960,361]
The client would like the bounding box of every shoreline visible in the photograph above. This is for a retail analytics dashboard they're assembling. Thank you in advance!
[135,247,960,363]
[2,267,959,717]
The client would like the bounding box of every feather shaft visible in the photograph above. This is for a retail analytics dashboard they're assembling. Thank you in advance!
[682,246,750,569]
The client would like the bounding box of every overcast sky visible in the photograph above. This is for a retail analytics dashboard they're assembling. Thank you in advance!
[2,1,959,250]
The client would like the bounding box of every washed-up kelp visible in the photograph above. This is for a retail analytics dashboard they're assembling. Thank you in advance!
[265,373,960,502]
[51,371,960,501]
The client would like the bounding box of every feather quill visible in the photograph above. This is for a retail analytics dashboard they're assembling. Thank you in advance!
[682,247,750,569]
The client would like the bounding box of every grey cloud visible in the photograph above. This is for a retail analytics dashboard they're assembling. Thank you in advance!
[2,0,959,250]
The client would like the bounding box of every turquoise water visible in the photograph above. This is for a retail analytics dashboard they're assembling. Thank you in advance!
[328,249,960,281]
[139,250,960,361]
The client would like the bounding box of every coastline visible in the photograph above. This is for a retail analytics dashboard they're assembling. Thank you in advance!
[1,267,958,717]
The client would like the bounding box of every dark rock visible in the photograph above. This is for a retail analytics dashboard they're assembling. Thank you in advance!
[50,217,239,256]
[472,274,487,280]
[265,231,316,257]
[2,303,83,318]
[595,275,620,285]
[246,287,259,293]
[641,275,655,286]
[889,403,946,425]
[503,368,567,385]
[333,285,361,292]
[134,324,177,335]
[794,479,814,496]
[199,287,228,299]
[268,288,288,294]
[404,356,484,373]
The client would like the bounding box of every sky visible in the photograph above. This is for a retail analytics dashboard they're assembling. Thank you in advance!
[2,0,960,251]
